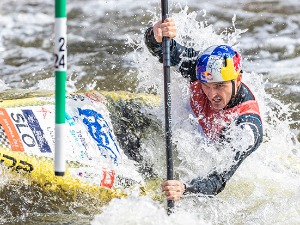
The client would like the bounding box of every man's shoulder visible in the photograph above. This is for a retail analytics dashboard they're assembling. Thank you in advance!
[240,83,256,101]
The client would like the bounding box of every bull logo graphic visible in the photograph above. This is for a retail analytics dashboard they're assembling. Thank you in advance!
[78,108,120,164]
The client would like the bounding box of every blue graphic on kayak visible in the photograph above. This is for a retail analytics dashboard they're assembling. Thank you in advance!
[65,113,76,126]
[65,112,92,160]
[21,109,52,153]
[78,108,120,164]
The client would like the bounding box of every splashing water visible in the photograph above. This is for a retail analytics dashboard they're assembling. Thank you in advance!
[95,6,300,225]
[0,0,299,224]
[92,194,205,225]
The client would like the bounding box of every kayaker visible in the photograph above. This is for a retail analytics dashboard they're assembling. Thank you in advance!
[144,18,263,200]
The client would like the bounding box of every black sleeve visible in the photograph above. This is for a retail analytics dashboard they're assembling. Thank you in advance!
[144,27,199,82]
[185,114,263,196]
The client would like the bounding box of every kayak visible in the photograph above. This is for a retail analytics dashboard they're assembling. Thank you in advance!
[0,90,161,201]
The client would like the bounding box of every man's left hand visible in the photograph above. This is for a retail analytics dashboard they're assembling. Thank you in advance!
[161,180,185,201]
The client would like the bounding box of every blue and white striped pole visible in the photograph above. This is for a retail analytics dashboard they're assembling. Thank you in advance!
[54,0,67,176]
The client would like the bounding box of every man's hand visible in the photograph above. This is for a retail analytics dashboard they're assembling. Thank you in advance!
[153,17,176,43]
[161,180,185,201]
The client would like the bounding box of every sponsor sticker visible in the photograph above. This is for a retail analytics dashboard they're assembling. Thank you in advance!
[85,91,107,104]
[78,108,121,164]
[0,108,24,152]
[22,109,51,153]
[100,168,115,188]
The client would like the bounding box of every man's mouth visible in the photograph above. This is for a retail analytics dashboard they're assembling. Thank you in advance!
[212,96,222,103]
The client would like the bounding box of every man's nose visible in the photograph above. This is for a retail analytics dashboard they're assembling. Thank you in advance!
[207,88,217,98]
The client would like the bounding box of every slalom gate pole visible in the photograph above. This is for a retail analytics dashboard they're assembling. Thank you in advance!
[161,0,174,215]
[54,0,67,176]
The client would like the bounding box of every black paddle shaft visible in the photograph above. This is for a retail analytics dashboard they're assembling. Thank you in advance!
[161,0,174,214]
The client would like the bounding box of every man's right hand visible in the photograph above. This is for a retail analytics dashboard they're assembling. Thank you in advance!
[153,17,177,43]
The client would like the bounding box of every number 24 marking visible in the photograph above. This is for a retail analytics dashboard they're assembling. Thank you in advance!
[55,37,66,68]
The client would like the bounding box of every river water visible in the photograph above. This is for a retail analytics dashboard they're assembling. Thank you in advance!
[0,0,299,224]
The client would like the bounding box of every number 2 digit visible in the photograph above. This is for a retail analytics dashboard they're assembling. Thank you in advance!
[59,37,65,52]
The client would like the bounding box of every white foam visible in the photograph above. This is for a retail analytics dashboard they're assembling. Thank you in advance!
[121,6,300,224]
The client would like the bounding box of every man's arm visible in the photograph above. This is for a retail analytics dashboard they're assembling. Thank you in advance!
[185,114,263,195]
[144,26,199,82]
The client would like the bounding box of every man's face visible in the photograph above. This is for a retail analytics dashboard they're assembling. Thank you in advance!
[201,81,234,110]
